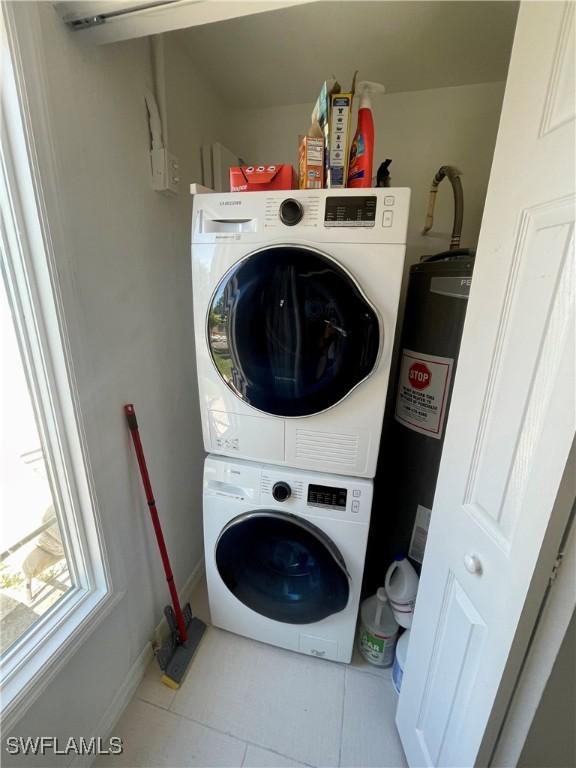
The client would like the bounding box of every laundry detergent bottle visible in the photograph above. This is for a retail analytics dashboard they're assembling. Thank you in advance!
[358,587,399,667]
[347,81,385,188]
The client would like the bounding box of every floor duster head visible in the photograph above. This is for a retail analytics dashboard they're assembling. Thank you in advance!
[156,603,206,689]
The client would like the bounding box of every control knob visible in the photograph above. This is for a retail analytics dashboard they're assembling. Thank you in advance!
[272,481,292,502]
[279,198,304,226]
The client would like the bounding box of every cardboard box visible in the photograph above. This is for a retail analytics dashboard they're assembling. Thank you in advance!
[328,92,353,188]
[309,78,339,138]
[309,78,340,187]
[298,136,324,189]
[229,164,296,192]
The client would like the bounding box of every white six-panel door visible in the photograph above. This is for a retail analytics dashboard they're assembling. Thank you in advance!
[396,2,575,766]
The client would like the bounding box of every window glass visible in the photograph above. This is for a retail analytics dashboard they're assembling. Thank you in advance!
[0,279,71,655]
[216,512,349,624]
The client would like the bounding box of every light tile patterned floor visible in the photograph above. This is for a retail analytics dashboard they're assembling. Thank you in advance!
[97,577,407,768]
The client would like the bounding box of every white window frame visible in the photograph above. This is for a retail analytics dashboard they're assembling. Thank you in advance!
[0,6,122,732]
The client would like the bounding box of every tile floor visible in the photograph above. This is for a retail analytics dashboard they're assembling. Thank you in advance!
[97,576,407,768]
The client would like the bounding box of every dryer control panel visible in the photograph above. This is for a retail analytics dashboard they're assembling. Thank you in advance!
[307,483,347,509]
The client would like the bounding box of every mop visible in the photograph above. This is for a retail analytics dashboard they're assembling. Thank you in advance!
[124,404,206,688]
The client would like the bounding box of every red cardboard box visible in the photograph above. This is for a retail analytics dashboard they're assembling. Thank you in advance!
[229,164,296,192]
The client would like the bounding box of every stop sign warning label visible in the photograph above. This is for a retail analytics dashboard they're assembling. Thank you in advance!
[409,361,431,390]
[395,349,454,439]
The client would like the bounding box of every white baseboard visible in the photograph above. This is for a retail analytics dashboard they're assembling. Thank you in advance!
[73,558,205,768]
[69,640,152,768]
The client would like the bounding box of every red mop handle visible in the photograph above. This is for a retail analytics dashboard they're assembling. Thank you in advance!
[124,404,188,643]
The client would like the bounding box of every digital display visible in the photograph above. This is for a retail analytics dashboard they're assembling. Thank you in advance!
[307,484,347,508]
[324,196,377,227]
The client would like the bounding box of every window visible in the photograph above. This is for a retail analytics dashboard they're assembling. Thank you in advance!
[215,512,350,624]
[0,8,118,730]
[208,246,381,417]
[1,277,73,653]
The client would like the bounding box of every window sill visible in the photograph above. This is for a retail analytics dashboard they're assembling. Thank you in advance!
[1,585,124,734]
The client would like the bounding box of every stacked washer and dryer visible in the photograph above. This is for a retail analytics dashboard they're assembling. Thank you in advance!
[191,188,410,663]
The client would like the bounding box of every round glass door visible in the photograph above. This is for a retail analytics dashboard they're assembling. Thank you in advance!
[215,511,350,624]
[207,246,380,417]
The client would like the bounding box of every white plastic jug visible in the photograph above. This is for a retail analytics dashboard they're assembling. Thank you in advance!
[358,587,399,667]
[392,629,410,694]
[385,556,419,628]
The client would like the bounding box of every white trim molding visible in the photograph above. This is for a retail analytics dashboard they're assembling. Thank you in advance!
[54,1,315,45]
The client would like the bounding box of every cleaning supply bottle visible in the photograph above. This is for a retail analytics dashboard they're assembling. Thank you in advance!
[392,629,411,694]
[347,81,386,188]
[385,556,419,628]
[358,587,399,667]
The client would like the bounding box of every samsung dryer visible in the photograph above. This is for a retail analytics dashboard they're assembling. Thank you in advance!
[203,455,373,663]
[192,188,410,478]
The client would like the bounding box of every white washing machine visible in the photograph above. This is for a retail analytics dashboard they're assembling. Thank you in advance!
[192,188,410,478]
[203,455,373,663]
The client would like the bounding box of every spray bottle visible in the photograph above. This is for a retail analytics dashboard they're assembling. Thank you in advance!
[347,81,386,188]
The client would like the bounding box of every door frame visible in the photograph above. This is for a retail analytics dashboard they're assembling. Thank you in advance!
[476,444,576,766]
[491,440,575,766]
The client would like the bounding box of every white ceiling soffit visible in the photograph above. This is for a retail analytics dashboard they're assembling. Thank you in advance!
[54,1,316,45]
[173,0,519,108]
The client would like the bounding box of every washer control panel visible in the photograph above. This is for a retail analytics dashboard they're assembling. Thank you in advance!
[324,195,377,227]
[307,483,347,510]
[206,456,372,521]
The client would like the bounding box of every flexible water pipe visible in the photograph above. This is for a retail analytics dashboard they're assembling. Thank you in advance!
[422,165,464,250]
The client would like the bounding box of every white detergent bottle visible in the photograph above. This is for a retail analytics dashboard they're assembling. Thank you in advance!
[358,587,399,667]
[392,629,411,694]
[385,556,419,628]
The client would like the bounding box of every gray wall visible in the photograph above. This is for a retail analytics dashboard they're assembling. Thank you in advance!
[232,81,506,266]
[5,4,234,762]
[232,82,505,346]
[519,612,576,768]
